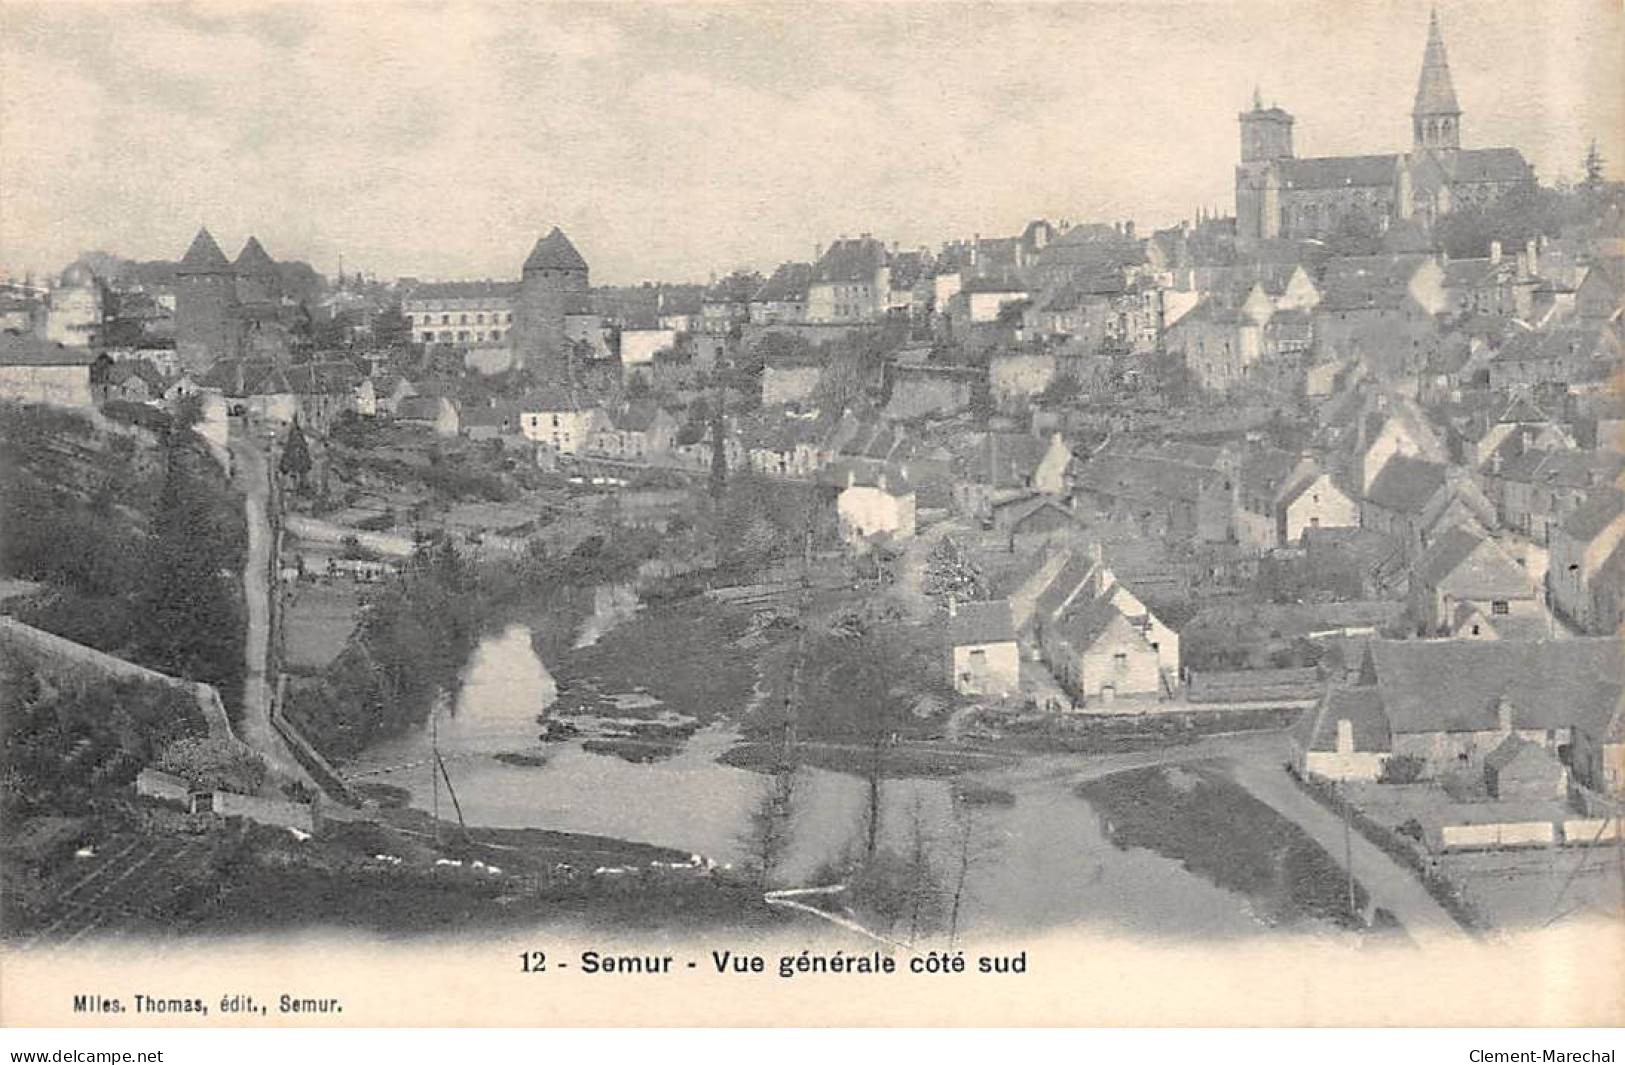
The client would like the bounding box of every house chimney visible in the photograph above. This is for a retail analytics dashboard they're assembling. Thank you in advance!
[1524,239,1538,278]
[948,595,958,617]
[1490,240,1502,264]
[846,468,856,489]
[1335,718,1354,755]
[1496,694,1514,734]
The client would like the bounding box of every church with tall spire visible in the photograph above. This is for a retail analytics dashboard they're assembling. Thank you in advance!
[1235,9,1532,244]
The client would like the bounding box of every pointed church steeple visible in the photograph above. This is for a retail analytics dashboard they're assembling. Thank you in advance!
[1413,8,1461,151]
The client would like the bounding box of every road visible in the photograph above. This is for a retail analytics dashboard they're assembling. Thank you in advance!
[1227,759,1463,937]
[229,425,312,787]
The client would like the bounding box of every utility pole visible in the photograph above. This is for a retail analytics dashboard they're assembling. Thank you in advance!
[430,702,441,845]
[1341,780,1357,920]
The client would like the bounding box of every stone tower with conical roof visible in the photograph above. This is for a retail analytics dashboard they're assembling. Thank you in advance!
[233,236,282,305]
[175,227,241,373]
[515,227,589,377]
[1413,9,1461,152]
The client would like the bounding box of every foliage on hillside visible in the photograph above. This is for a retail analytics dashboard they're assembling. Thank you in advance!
[0,654,207,819]
[0,403,247,711]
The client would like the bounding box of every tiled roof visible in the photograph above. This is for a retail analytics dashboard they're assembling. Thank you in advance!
[1279,154,1399,190]
[1370,637,1623,735]
[958,432,1046,488]
[404,280,519,302]
[1560,487,1625,542]
[234,236,277,275]
[753,262,814,303]
[1317,254,1429,312]
[1293,686,1391,754]
[1365,454,1447,514]
[813,237,886,284]
[1413,525,1533,599]
[1438,147,1531,185]
[177,227,231,272]
[522,227,588,273]
[948,600,1016,647]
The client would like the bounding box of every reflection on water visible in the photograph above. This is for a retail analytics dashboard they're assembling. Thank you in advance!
[346,623,1267,936]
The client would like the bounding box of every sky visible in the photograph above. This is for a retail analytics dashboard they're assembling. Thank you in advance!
[2,0,1621,286]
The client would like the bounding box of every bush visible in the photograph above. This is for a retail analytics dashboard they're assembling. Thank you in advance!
[155,736,267,795]
[1378,754,1426,785]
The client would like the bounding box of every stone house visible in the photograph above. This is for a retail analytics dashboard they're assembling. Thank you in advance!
[831,460,915,548]
[1024,544,1179,705]
[1409,525,1544,637]
[1483,735,1568,801]
[0,330,97,408]
[1547,487,1625,633]
[947,599,1020,698]
[1295,638,1625,793]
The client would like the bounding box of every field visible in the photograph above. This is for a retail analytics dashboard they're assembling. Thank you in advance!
[282,582,364,673]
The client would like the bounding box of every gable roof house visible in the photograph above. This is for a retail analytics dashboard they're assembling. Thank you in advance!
[1409,525,1545,638]
[806,237,890,324]
[1021,543,1180,706]
[831,460,915,549]
[1293,637,1625,792]
[749,262,815,326]
[950,431,1072,523]
[1361,453,1495,563]
[1234,448,1359,553]
[947,599,1021,698]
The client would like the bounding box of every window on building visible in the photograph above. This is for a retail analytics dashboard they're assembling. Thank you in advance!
[457,331,467,341]
[421,332,433,343]
[1492,600,1509,615]
[438,331,451,341]
[491,329,502,341]
[441,314,449,325]
[477,313,485,324]
[1112,652,1128,668]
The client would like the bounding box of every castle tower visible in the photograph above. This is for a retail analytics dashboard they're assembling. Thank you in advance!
[515,227,589,378]
[1236,89,1294,241]
[175,227,241,373]
[1412,9,1461,152]
[233,236,282,305]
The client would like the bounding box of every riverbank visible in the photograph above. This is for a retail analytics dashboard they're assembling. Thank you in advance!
[5,797,780,944]
[1076,762,1373,932]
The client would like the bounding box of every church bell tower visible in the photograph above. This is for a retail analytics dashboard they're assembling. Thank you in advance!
[1412,9,1462,152]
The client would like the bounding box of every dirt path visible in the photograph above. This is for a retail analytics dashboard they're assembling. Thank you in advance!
[1227,759,1463,937]
[229,425,311,786]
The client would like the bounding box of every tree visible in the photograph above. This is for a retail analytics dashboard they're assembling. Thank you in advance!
[740,762,797,889]
[138,427,244,699]
[279,418,312,491]
[708,402,727,499]
[923,537,986,610]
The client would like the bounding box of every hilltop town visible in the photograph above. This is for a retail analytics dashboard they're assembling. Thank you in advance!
[2,11,1622,944]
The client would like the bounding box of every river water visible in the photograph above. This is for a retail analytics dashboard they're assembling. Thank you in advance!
[346,622,1269,937]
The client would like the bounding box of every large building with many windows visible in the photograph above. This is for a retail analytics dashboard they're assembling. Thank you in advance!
[1235,11,1533,244]
[401,227,589,377]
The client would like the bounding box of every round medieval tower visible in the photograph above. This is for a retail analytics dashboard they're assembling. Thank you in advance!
[516,227,589,380]
[175,227,241,373]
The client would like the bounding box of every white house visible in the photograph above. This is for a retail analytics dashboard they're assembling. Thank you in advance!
[947,599,1020,698]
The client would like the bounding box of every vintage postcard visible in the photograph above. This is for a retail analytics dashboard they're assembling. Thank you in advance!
[1,0,1622,1031]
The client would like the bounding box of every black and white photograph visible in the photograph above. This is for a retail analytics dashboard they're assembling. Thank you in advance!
[0,0,1621,1033]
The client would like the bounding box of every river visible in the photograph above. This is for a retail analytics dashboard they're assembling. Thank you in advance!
[345,622,1274,938]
